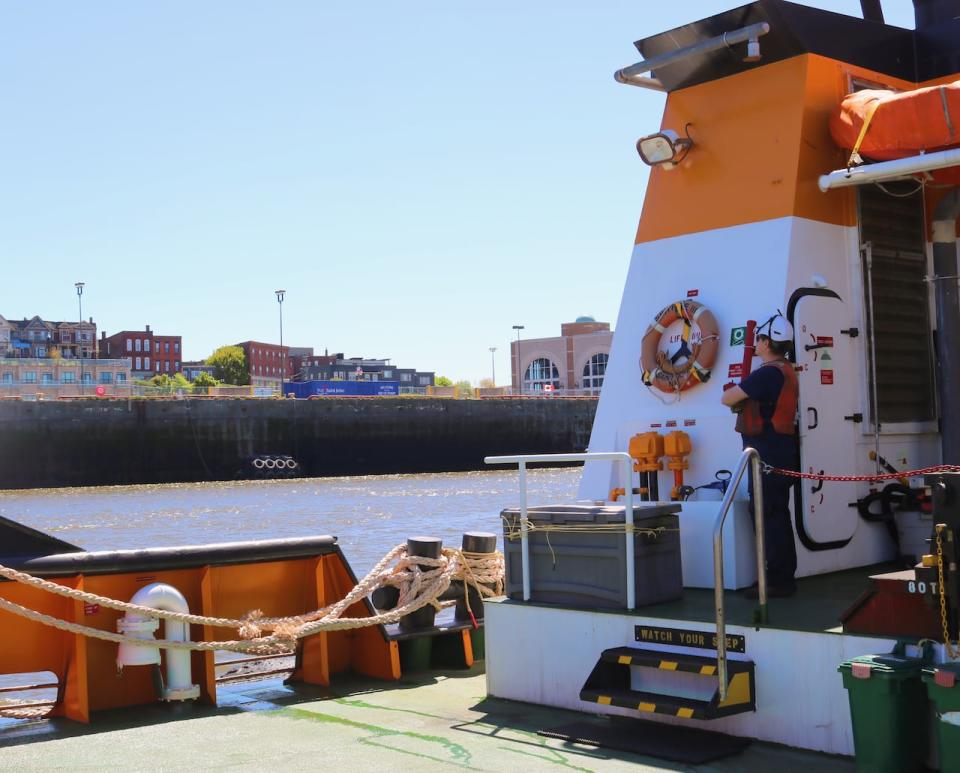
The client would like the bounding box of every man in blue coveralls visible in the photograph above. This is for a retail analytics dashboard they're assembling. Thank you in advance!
[720,313,800,597]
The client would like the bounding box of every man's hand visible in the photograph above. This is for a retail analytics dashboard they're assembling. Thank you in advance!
[721,385,748,408]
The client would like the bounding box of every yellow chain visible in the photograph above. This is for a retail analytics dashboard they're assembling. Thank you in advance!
[936,525,958,660]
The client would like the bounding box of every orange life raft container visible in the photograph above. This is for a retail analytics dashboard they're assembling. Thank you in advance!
[829,79,960,183]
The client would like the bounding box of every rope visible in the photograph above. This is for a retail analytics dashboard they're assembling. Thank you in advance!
[501,517,676,542]
[0,546,505,655]
[763,463,960,483]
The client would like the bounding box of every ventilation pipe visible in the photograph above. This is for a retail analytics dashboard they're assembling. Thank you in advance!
[913,0,960,28]
[116,583,200,701]
[933,189,960,464]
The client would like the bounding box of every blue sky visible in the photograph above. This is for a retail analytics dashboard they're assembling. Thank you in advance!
[0,1,916,383]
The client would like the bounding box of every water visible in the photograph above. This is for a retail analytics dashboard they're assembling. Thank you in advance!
[0,468,582,576]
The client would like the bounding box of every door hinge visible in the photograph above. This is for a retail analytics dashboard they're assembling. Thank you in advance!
[844,412,864,423]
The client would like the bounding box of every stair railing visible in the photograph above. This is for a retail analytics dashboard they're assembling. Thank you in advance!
[713,446,767,700]
[484,452,639,609]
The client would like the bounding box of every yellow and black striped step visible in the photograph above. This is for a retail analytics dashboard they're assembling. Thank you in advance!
[598,646,752,677]
[580,647,756,720]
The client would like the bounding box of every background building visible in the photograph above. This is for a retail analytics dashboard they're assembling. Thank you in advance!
[0,358,129,398]
[181,361,216,381]
[237,341,292,388]
[1,315,97,359]
[293,352,434,390]
[511,317,612,394]
[100,326,182,379]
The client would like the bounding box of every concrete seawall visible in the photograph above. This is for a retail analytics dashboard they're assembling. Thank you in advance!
[0,398,597,489]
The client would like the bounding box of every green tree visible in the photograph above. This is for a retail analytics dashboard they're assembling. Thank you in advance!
[454,379,474,398]
[192,371,218,388]
[435,376,453,387]
[206,346,249,385]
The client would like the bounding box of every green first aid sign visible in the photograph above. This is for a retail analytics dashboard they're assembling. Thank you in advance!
[730,327,746,346]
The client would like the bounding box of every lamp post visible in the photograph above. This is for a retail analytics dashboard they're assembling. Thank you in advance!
[489,347,497,386]
[75,282,85,396]
[512,325,524,393]
[275,289,285,396]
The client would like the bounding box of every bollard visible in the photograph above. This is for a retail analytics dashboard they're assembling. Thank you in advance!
[399,536,443,631]
[454,532,497,623]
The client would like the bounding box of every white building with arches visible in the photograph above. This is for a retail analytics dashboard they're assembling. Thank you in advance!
[510,317,612,394]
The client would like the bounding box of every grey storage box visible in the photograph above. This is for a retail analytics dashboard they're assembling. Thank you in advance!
[501,503,682,609]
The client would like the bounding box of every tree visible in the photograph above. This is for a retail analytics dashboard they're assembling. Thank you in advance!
[206,346,249,385]
[435,376,453,387]
[192,372,218,388]
[478,378,495,389]
[454,379,474,398]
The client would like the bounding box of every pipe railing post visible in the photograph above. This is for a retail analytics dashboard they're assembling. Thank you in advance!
[713,447,767,701]
[519,460,530,601]
[623,456,636,610]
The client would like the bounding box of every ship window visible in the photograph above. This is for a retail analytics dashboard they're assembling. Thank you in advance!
[524,358,560,392]
[582,353,608,393]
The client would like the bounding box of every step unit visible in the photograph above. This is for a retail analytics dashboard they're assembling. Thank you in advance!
[580,646,756,720]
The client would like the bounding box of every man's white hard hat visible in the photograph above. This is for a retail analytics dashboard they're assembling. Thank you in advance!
[758,312,793,343]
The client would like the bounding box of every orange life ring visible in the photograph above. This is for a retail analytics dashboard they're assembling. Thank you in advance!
[640,300,719,394]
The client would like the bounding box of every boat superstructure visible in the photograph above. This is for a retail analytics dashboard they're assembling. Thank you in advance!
[486,0,960,762]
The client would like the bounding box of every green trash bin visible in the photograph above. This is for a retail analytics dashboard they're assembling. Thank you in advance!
[838,643,930,773]
[923,662,960,772]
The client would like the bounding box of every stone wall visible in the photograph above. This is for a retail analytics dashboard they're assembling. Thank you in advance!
[0,397,597,489]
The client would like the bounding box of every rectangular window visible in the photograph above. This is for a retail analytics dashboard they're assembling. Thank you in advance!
[175,361,180,371]
[1,373,12,384]
[165,342,170,353]
[116,373,127,384]
[24,372,36,383]
[99,372,112,383]
[144,357,150,370]
[82,372,92,384]
[126,339,132,352]
[165,361,170,372]
[62,371,76,383]
[36,346,45,358]
[135,339,141,352]
[401,373,412,382]
[135,357,142,370]
[145,339,151,353]
[156,361,161,372]
[174,343,180,353]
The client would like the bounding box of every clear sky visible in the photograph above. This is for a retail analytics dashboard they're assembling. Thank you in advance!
[0,1,916,384]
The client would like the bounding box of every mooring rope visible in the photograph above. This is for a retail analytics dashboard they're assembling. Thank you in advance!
[0,546,505,655]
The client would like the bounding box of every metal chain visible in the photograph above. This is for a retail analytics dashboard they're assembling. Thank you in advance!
[936,525,958,660]
[762,463,960,483]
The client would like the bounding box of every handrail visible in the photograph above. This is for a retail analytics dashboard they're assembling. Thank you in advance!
[713,447,767,701]
[614,22,771,87]
[485,452,638,609]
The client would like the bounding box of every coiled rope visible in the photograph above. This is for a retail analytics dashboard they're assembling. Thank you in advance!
[0,545,504,656]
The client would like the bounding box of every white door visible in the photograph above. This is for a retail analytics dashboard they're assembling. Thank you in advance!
[792,292,860,548]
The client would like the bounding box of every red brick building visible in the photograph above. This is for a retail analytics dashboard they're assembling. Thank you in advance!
[237,341,291,387]
[100,326,182,379]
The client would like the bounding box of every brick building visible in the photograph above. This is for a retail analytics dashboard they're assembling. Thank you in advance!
[236,341,292,388]
[511,317,612,394]
[0,315,97,360]
[100,326,182,379]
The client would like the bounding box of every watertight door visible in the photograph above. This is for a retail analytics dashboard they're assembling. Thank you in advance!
[793,293,859,546]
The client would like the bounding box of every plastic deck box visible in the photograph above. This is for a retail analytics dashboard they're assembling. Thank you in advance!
[501,503,682,609]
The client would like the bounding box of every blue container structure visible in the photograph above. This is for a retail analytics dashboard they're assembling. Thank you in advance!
[283,380,400,398]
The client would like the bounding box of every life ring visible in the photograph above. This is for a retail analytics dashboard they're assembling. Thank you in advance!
[640,300,720,393]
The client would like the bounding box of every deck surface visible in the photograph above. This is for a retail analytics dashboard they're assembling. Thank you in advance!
[0,668,854,771]
[494,563,897,635]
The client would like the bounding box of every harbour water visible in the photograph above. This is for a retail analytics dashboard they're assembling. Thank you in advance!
[0,468,581,576]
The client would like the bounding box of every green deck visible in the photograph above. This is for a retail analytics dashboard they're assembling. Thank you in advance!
[492,563,896,635]
[0,668,854,771]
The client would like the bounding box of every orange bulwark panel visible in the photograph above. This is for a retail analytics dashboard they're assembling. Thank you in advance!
[0,547,397,721]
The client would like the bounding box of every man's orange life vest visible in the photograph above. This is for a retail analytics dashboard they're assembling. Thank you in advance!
[735,360,799,437]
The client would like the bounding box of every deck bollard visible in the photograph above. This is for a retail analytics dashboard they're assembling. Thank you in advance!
[454,532,497,622]
[399,536,443,630]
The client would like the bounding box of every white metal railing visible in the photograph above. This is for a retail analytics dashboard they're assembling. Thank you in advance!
[484,452,638,608]
[713,446,767,700]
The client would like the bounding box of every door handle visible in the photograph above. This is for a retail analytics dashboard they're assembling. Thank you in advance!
[807,407,818,430]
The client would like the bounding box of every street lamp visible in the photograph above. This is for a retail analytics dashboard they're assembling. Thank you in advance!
[275,289,285,396]
[489,347,497,386]
[75,282,85,396]
[512,325,524,393]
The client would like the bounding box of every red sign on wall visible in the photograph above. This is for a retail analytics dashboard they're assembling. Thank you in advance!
[728,363,744,378]
[686,289,699,298]
[816,336,834,347]
[820,370,834,385]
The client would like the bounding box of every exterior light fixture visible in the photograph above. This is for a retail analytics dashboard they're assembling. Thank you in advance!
[636,127,693,170]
